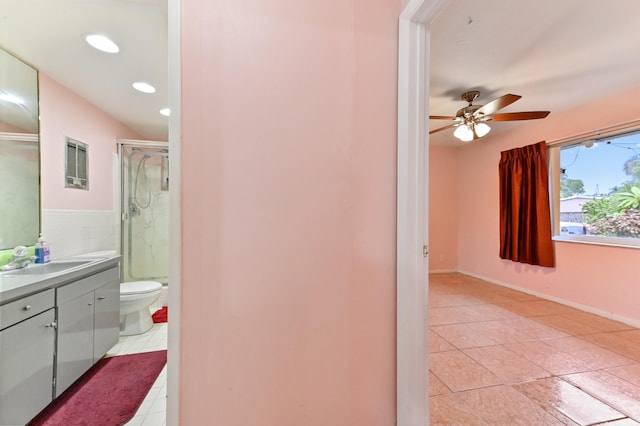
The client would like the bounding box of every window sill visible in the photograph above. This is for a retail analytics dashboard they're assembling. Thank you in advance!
[553,235,640,249]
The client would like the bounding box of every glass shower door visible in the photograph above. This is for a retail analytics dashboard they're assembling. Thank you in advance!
[121,144,169,283]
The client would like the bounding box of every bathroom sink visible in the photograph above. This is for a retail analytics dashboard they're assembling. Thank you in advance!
[1,260,94,276]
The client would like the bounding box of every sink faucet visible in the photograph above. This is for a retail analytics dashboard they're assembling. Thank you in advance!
[1,246,36,271]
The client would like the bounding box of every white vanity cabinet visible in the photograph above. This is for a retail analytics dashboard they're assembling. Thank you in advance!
[55,265,120,396]
[0,289,56,426]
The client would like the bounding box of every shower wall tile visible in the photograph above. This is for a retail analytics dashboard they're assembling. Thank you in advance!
[42,209,119,258]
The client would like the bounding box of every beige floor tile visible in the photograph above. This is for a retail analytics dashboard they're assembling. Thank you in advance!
[501,317,569,340]
[561,311,635,333]
[463,345,551,384]
[510,300,578,317]
[600,418,640,425]
[505,341,592,376]
[606,364,640,388]
[469,303,522,321]
[429,393,487,426]
[582,333,640,362]
[452,385,567,425]
[428,273,640,425]
[428,293,485,308]
[491,287,541,302]
[513,377,626,425]
[533,315,602,335]
[545,336,636,369]
[429,351,502,392]
[428,306,478,326]
[563,370,640,421]
[613,330,640,344]
[467,320,530,344]
[431,323,498,349]
[428,330,457,353]
[429,371,450,397]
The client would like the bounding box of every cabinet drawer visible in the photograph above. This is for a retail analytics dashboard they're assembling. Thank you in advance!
[56,266,119,305]
[0,289,55,331]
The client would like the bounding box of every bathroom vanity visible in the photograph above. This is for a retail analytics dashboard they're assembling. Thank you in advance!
[0,254,120,425]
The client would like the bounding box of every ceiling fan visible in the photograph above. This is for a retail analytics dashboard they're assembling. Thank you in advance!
[429,90,550,142]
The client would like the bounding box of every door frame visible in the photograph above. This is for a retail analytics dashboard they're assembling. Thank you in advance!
[166,0,181,424]
[396,0,450,424]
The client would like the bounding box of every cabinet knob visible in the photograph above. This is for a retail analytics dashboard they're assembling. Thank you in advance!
[88,302,93,306]
[23,305,32,311]
[45,322,57,328]
[97,296,106,300]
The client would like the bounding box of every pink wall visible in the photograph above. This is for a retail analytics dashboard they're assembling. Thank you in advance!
[179,0,400,424]
[429,145,458,271]
[39,73,142,211]
[452,85,640,322]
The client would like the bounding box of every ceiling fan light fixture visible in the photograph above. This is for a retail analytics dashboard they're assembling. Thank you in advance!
[85,34,119,53]
[429,91,550,141]
[454,124,474,142]
[475,122,491,138]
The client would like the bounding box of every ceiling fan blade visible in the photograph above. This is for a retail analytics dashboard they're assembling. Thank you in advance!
[429,115,457,120]
[429,123,456,134]
[488,111,550,121]
[476,94,521,116]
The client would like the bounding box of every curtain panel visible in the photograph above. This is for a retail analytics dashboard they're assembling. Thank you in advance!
[499,141,555,267]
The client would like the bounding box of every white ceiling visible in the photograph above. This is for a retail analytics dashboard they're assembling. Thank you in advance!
[0,0,168,141]
[429,0,640,145]
[1,1,640,145]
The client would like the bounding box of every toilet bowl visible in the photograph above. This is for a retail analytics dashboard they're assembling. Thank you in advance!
[73,251,163,336]
[120,281,163,336]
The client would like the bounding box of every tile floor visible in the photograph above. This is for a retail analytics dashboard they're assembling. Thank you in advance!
[429,272,640,425]
[97,274,640,426]
[107,319,168,426]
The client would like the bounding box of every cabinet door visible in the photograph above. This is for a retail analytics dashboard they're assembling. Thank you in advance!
[0,309,55,425]
[94,279,120,361]
[56,291,95,397]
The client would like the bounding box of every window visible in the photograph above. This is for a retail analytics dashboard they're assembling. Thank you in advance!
[65,137,88,190]
[549,128,640,248]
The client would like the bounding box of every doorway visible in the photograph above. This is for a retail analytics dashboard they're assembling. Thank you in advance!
[396,0,451,424]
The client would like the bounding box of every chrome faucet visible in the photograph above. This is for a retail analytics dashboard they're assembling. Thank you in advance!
[1,246,36,271]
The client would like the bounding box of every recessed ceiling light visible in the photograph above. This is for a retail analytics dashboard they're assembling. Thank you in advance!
[85,34,119,53]
[160,108,170,117]
[0,93,24,104]
[132,82,156,94]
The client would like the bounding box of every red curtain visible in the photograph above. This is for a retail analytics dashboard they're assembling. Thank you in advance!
[499,141,555,267]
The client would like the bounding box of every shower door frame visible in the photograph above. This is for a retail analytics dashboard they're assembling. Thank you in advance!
[118,139,170,284]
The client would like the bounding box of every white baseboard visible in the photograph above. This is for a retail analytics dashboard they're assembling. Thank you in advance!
[448,269,640,329]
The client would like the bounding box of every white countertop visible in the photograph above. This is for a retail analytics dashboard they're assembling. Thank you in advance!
[0,254,121,305]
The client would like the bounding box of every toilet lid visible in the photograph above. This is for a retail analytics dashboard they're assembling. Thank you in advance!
[121,280,162,295]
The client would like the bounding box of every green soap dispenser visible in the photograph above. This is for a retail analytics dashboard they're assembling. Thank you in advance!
[34,234,51,264]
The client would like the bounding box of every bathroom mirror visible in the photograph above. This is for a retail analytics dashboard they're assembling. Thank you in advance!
[0,46,40,250]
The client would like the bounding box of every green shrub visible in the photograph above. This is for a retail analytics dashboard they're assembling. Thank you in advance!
[582,197,618,224]
[587,209,640,238]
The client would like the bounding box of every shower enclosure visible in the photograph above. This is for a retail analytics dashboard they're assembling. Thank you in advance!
[119,142,169,284]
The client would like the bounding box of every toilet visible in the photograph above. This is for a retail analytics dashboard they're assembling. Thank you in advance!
[73,251,163,336]
[119,280,163,336]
